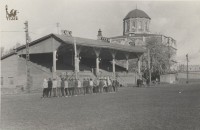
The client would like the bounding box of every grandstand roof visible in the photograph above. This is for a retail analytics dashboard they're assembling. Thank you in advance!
[1,34,146,60]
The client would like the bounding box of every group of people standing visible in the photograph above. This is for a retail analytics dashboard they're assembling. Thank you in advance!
[42,76,119,98]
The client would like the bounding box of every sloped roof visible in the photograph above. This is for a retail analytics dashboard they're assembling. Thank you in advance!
[54,34,145,53]
[1,34,146,60]
[124,9,151,20]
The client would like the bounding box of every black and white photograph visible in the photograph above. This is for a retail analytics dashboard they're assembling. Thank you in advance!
[1,0,200,130]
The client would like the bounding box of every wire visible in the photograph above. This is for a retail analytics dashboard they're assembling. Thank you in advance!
[0,31,24,32]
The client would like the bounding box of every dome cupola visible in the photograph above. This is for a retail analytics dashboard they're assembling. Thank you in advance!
[123,9,151,35]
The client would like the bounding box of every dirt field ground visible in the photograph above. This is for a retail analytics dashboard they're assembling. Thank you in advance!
[1,84,200,130]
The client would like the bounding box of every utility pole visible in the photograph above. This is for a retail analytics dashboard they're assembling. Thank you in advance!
[56,22,60,34]
[74,37,78,79]
[186,54,189,84]
[24,21,31,92]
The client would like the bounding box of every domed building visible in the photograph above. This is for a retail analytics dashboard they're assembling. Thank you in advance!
[98,8,177,77]
[123,9,151,35]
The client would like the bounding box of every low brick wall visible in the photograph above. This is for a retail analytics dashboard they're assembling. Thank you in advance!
[160,74,176,84]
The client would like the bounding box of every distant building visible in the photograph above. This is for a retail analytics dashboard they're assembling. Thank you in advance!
[98,9,177,73]
[178,64,200,72]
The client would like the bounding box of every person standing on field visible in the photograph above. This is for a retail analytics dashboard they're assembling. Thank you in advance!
[68,79,72,97]
[42,78,48,98]
[86,78,90,94]
[89,78,94,94]
[83,78,87,95]
[74,78,78,96]
[103,77,108,92]
[64,78,69,97]
[77,79,82,95]
[68,78,74,97]
[52,79,57,97]
[99,78,104,93]
[107,77,112,92]
[48,78,52,97]
[93,78,99,93]
[61,78,65,97]
[57,76,61,97]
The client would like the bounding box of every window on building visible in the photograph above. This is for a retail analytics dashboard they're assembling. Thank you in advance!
[145,21,148,31]
[125,22,127,32]
[132,21,136,31]
[126,20,130,32]
[138,21,142,31]
[8,77,14,85]
[1,77,3,85]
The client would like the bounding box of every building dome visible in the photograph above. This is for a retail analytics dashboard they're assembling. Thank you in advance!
[124,9,151,20]
[123,9,151,35]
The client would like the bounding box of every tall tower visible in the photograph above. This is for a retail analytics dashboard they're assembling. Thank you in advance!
[123,9,151,36]
[97,29,102,40]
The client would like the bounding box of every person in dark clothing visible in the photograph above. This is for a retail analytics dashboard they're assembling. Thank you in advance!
[74,79,78,96]
[99,78,104,93]
[137,78,142,87]
[112,80,116,92]
[48,78,52,97]
[82,78,86,95]
[61,78,65,97]
[68,79,74,97]
[86,78,90,94]
[146,77,150,86]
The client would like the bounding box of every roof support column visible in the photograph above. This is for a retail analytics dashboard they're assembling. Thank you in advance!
[94,48,101,76]
[138,55,141,76]
[74,46,81,73]
[53,50,57,78]
[111,50,116,79]
[125,53,129,72]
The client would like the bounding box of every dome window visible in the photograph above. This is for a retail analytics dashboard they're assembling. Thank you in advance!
[126,20,130,32]
[145,21,149,31]
[138,21,142,31]
[132,21,136,31]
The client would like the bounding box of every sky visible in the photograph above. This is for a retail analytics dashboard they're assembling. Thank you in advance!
[1,0,200,65]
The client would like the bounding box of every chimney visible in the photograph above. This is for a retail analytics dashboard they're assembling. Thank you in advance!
[97,29,102,40]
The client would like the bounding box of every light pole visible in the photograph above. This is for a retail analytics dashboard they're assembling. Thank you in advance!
[148,48,151,84]
[186,54,189,84]
[24,21,31,92]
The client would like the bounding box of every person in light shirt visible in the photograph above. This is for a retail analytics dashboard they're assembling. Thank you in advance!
[52,79,57,97]
[107,77,112,92]
[89,78,94,94]
[42,78,48,98]
[103,77,108,92]
[77,78,82,95]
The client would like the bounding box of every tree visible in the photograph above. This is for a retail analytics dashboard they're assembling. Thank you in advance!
[142,37,173,80]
